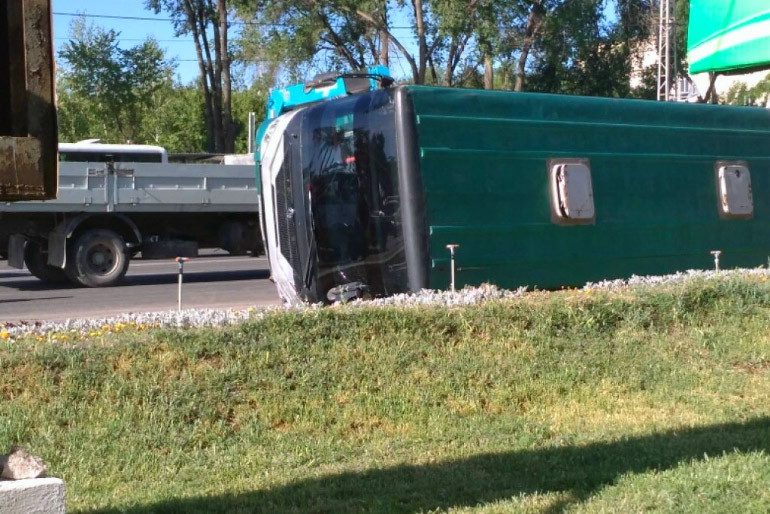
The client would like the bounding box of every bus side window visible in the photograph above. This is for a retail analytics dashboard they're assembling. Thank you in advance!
[59,152,101,162]
[716,162,753,219]
[549,159,595,224]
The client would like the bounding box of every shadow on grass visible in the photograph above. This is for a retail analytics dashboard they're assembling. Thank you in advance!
[83,416,770,514]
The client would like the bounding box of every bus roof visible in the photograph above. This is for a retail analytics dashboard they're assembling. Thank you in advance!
[58,142,168,155]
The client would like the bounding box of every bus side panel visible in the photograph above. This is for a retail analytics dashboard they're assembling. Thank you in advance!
[407,86,770,290]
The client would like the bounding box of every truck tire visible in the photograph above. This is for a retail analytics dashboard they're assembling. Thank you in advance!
[24,242,70,284]
[219,220,262,256]
[219,221,248,255]
[65,229,129,287]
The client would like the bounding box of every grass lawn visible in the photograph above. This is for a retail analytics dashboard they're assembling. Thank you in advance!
[2,276,770,513]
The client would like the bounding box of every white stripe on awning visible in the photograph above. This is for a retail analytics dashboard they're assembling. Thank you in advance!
[688,18,770,66]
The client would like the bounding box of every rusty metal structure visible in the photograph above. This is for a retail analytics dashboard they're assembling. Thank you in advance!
[0,0,57,201]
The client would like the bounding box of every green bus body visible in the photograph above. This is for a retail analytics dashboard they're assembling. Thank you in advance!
[259,85,770,303]
[406,86,770,290]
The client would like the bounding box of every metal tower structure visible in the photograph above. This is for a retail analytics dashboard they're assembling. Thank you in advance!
[656,0,677,101]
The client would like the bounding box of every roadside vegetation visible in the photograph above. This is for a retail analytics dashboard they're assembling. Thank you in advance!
[2,275,770,513]
[58,1,700,154]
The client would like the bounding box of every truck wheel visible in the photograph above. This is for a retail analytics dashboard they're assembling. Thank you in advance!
[66,229,129,287]
[219,221,248,255]
[24,242,70,284]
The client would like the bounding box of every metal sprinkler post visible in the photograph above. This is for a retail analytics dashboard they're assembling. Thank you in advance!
[710,250,721,272]
[446,244,460,292]
[175,257,190,310]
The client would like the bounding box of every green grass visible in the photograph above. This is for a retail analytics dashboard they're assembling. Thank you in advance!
[2,276,770,513]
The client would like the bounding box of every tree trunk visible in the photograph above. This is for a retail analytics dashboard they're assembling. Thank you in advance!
[444,34,470,87]
[515,1,545,92]
[346,5,419,82]
[208,0,224,153]
[484,54,493,90]
[184,0,214,152]
[412,0,428,84]
[380,29,389,67]
[218,0,235,153]
[700,72,718,103]
[427,55,438,84]
[444,42,457,86]
[320,14,362,69]
[502,62,511,90]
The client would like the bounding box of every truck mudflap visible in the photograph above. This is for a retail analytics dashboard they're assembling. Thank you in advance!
[44,213,143,270]
[47,232,66,268]
[7,234,26,269]
[7,231,64,270]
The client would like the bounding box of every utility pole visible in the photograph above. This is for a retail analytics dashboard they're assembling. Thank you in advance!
[657,0,677,101]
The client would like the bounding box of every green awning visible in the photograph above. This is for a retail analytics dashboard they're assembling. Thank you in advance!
[688,0,770,74]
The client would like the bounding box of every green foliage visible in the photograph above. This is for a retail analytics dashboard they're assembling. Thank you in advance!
[248,0,387,79]
[525,0,655,97]
[3,276,770,512]
[56,16,264,153]
[231,85,267,153]
[630,64,659,100]
[726,82,753,106]
[142,83,207,152]
[725,74,770,107]
[244,0,664,97]
[57,17,174,144]
[675,0,690,75]
[146,0,240,153]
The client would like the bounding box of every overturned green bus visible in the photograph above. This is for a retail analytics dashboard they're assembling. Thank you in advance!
[258,82,770,304]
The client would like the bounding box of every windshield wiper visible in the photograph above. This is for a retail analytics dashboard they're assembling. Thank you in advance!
[303,188,317,291]
[303,238,316,290]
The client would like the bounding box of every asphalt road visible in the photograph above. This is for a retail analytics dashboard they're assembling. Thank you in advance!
[0,253,281,322]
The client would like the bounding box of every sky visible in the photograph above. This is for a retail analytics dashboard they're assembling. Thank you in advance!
[53,0,204,83]
[52,0,421,85]
[51,1,625,87]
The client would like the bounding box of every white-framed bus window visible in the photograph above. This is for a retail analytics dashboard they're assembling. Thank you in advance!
[715,161,753,219]
[59,141,168,163]
[548,158,596,224]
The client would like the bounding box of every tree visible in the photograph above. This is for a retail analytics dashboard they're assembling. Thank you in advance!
[725,82,752,106]
[750,74,770,107]
[518,0,657,98]
[725,74,770,107]
[56,18,227,153]
[674,0,689,77]
[512,0,547,91]
[251,0,510,88]
[240,0,680,99]
[146,0,236,153]
[430,0,513,88]
[57,17,174,144]
[251,0,380,72]
[142,84,208,152]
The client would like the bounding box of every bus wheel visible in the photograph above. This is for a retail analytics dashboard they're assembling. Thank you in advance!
[24,242,70,284]
[66,229,130,287]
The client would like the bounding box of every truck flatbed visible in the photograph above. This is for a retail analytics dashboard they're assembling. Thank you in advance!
[1,162,258,213]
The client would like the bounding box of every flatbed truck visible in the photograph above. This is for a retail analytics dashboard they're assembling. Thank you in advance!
[1,152,262,287]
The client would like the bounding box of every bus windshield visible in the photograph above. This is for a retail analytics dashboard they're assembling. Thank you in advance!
[301,89,407,300]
